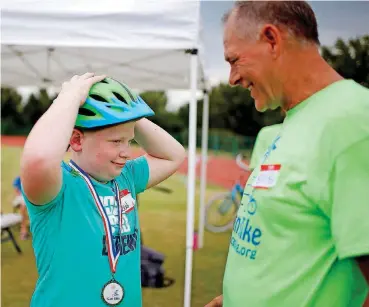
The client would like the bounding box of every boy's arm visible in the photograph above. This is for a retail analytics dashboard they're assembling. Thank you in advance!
[21,73,105,205]
[134,118,186,188]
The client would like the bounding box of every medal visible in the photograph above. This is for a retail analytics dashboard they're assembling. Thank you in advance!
[69,161,125,306]
[101,278,125,306]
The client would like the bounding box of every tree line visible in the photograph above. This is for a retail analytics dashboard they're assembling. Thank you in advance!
[2,35,368,144]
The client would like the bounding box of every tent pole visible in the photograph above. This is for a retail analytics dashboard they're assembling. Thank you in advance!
[198,89,209,248]
[184,50,198,307]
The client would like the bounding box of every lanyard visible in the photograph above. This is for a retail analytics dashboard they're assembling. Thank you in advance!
[69,160,123,274]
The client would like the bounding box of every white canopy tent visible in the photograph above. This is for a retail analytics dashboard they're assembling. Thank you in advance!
[1,1,211,306]
[1,0,208,90]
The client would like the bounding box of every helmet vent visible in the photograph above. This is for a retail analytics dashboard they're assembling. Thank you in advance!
[90,94,108,102]
[113,92,128,104]
[78,107,96,116]
[100,79,109,84]
[117,81,135,101]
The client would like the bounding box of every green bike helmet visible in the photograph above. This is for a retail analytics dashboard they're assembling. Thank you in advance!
[75,77,154,129]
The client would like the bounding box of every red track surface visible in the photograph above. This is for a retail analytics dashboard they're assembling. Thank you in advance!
[2,135,249,189]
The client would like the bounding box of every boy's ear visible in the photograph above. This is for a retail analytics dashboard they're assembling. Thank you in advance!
[70,128,84,152]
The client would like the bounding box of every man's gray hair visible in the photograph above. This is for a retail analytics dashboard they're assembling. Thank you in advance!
[223,1,320,45]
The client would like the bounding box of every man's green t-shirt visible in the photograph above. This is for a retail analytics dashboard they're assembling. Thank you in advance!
[250,123,283,169]
[223,80,369,307]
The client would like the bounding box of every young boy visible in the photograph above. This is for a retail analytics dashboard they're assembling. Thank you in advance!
[20,73,186,307]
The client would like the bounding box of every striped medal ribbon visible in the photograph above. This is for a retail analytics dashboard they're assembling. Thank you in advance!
[69,160,123,274]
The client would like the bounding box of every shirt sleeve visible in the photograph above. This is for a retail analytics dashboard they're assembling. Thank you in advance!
[330,136,369,259]
[124,156,150,194]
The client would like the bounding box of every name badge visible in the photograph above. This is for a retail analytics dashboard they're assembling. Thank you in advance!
[119,190,135,214]
[252,164,281,189]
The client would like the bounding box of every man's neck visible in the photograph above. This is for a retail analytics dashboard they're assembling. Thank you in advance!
[281,48,344,111]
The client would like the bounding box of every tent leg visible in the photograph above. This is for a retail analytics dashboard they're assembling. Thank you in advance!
[198,90,209,249]
[184,52,198,307]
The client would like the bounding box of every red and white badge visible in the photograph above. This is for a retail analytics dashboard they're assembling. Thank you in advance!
[119,189,135,213]
[252,164,281,189]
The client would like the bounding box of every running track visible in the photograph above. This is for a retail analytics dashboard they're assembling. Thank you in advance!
[1,135,250,189]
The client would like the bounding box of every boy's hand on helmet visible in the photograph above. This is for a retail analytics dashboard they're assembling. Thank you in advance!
[59,73,106,106]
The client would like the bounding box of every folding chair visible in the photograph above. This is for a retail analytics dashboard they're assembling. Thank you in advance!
[1,213,23,254]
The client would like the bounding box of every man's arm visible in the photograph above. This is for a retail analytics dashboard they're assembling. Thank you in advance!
[364,294,369,307]
[134,118,186,188]
[319,118,369,306]
[205,294,223,307]
[357,256,369,307]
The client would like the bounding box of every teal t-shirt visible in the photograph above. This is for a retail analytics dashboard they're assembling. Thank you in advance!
[223,80,369,307]
[23,156,149,307]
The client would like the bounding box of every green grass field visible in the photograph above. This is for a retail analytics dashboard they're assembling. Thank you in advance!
[1,145,232,307]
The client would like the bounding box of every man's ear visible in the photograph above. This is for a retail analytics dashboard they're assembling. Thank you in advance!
[70,128,84,152]
[259,24,282,59]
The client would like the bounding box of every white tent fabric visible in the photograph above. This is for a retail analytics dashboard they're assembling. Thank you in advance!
[1,1,210,307]
[1,0,207,90]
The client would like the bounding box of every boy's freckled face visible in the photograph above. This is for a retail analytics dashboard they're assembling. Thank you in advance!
[80,122,136,181]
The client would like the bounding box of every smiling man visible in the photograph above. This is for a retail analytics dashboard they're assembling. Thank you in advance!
[205,1,369,307]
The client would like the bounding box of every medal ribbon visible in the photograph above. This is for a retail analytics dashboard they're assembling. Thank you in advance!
[69,160,123,273]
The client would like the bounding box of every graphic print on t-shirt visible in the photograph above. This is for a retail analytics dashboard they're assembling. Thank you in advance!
[230,134,281,261]
[100,189,138,256]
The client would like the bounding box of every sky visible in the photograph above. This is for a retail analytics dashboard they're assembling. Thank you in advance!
[166,1,369,111]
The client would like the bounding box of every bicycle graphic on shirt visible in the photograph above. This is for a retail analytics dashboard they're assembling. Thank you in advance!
[204,135,281,233]
[205,154,253,233]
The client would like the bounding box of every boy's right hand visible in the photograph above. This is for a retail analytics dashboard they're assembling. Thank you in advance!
[20,73,105,206]
[205,295,223,307]
[58,72,106,106]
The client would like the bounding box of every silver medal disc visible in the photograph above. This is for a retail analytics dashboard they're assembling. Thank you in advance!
[101,279,124,306]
